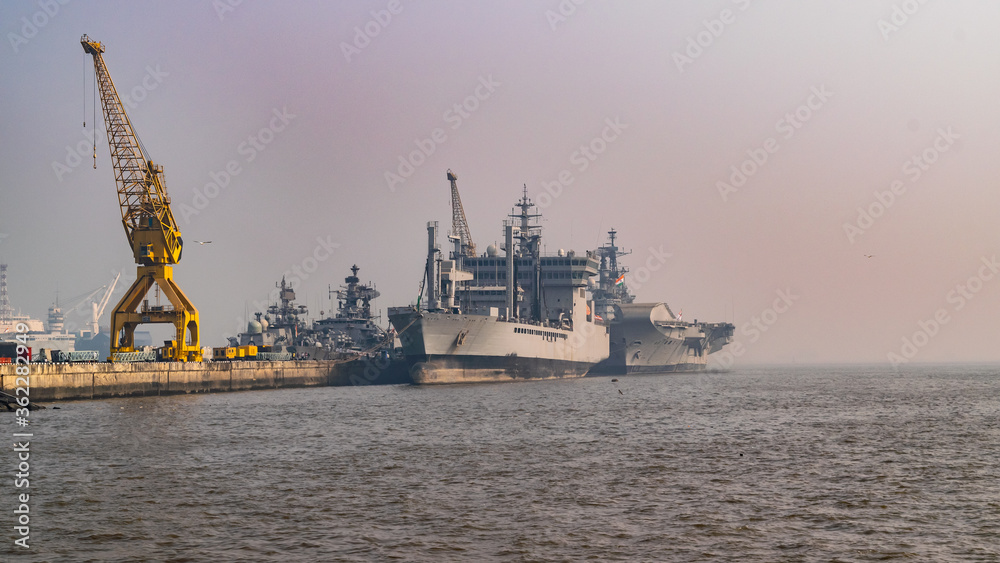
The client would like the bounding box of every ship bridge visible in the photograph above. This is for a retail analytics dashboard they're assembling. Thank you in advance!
[455,251,599,323]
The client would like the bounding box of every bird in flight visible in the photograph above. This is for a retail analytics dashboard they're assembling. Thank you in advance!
[864,254,874,258]
[192,240,212,245]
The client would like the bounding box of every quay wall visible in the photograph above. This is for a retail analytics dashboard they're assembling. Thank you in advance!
[0,359,403,402]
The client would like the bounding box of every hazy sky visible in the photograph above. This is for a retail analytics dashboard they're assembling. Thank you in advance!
[2,0,999,366]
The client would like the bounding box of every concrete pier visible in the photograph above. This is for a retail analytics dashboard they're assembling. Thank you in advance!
[0,359,410,402]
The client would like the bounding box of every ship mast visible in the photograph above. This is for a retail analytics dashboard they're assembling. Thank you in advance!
[510,184,542,257]
[333,265,380,320]
[605,228,629,282]
[593,228,634,322]
[508,186,544,319]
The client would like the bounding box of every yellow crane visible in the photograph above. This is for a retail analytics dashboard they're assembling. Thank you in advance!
[81,35,201,362]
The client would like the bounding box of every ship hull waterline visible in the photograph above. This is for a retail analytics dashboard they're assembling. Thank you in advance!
[390,309,610,385]
[408,355,595,385]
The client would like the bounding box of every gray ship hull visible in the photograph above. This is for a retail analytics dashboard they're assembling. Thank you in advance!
[390,308,609,385]
[591,303,733,375]
[410,355,595,384]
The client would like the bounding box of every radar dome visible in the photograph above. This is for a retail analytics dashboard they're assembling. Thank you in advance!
[260,319,269,331]
[247,320,263,334]
[486,244,499,257]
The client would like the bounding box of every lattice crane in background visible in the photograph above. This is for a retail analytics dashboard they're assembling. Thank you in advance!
[89,272,121,337]
[81,35,201,362]
[448,169,477,258]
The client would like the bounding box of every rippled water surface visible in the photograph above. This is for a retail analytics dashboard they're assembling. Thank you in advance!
[5,364,1000,561]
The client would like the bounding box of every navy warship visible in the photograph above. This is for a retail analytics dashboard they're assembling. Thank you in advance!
[313,264,388,354]
[388,175,609,385]
[238,267,395,360]
[590,229,734,374]
[234,266,409,384]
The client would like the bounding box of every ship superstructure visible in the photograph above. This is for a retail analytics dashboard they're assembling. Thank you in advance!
[590,229,734,374]
[237,276,309,354]
[591,228,635,323]
[238,267,394,360]
[313,265,388,354]
[389,180,609,384]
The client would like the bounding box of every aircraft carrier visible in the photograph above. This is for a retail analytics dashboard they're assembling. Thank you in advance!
[589,229,734,374]
[389,181,610,385]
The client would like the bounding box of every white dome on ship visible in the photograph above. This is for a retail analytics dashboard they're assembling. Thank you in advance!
[486,244,498,257]
[260,319,269,330]
[247,320,263,334]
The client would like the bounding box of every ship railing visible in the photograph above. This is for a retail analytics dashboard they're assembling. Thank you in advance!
[112,351,158,362]
[500,317,575,332]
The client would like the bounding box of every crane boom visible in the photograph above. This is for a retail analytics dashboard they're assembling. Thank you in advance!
[448,169,476,258]
[82,36,182,265]
[82,34,201,362]
[91,272,121,335]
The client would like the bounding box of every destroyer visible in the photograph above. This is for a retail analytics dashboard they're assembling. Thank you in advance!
[590,229,734,374]
[389,178,609,384]
[233,266,410,385]
[238,266,394,361]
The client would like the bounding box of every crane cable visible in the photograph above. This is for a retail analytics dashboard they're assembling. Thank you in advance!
[85,50,159,204]
[93,61,97,169]
[82,52,86,127]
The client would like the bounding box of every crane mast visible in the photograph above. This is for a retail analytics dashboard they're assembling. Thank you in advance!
[81,35,201,362]
[448,169,476,258]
